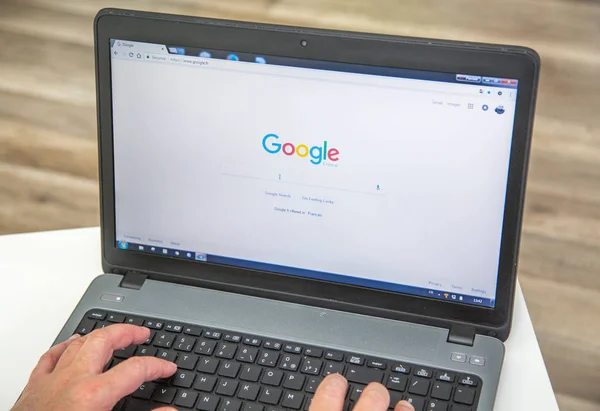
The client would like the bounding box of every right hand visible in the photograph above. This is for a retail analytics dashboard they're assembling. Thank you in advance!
[310,373,415,411]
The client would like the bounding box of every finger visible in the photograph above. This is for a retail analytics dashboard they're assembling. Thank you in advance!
[153,408,178,411]
[394,400,415,411]
[309,373,347,411]
[353,382,390,411]
[30,334,81,380]
[74,324,150,372]
[94,356,177,407]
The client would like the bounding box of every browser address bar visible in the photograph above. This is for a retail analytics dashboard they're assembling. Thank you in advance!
[143,52,489,97]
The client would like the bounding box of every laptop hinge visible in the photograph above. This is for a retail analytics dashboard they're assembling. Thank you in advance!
[119,271,147,290]
[447,324,476,346]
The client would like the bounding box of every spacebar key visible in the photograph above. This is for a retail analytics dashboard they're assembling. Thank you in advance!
[345,365,384,384]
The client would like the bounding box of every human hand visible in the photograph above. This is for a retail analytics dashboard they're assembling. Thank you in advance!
[12,324,177,411]
[310,373,415,411]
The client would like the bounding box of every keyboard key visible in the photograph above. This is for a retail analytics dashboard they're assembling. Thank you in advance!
[451,406,472,411]
[367,360,387,369]
[136,346,157,357]
[240,365,262,382]
[259,387,282,405]
[282,391,304,409]
[145,320,164,330]
[454,387,476,405]
[237,347,259,363]
[165,323,183,333]
[426,399,448,411]
[324,352,343,361]
[264,340,282,350]
[107,314,125,323]
[193,375,217,392]
[197,357,220,374]
[143,331,156,345]
[262,369,284,386]
[175,390,198,408]
[125,317,144,326]
[224,333,242,343]
[350,386,365,401]
[304,348,322,358]
[430,382,452,400]
[124,399,160,411]
[218,361,241,378]
[113,398,126,411]
[172,370,196,388]
[244,337,262,346]
[304,396,313,411]
[216,379,239,396]
[283,373,305,390]
[216,343,238,359]
[152,386,177,404]
[436,371,455,383]
[301,358,322,375]
[413,367,433,379]
[345,365,383,384]
[408,378,430,396]
[403,395,425,411]
[389,391,404,409]
[114,345,136,359]
[458,375,478,387]
[391,363,410,374]
[204,330,222,340]
[237,382,260,400]
[346,355,365,365]
[175,336,197,352]
[154,332,176,348]
[259,351,280,367]
[76,319,96,335]
[280,354,301,371]
[88,311,106,320]
[195,339,217,356]
[156,349,176,362]
[324,362,345,376]
[197,394,220,411]
[132,382,155,399]
[386,375,408,392]
[219,398,242,411]
[177,353,199,370]
[242,404,264,411]
[284,345,302,354]
[305,377,322,393]
[184,325,202,336]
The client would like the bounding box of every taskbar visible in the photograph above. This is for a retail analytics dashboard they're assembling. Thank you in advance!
[116,240,495,308]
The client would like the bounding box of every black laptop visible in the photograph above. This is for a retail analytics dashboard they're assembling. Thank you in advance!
[53,8,539,411]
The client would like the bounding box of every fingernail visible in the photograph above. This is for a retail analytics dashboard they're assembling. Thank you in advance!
[325,373,348,388]
[68,334,81,341]
[396,400,415,411]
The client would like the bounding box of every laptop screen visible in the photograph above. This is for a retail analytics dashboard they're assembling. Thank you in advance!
[110,39,519,309]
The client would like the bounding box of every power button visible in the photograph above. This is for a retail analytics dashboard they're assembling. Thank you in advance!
[100,293,125,303]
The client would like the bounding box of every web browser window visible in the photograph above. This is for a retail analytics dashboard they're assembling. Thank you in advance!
[110,39,519,308]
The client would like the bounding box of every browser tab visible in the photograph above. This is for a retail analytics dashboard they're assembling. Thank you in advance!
[456,74,481,83]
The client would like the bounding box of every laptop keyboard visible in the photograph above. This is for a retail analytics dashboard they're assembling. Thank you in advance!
[75,310,482,411]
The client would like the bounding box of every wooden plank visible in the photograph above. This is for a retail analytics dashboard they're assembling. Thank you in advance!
[0,118,97,179]
[519,275,600,402]
[0,29,94,106]
[556,393,600,411]
[0,91,96,141]
[0,162,98,235]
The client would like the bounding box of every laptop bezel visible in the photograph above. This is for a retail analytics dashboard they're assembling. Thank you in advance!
[94,9,539,341]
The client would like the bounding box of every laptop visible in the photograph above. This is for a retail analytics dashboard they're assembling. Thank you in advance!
[54,8,539,411]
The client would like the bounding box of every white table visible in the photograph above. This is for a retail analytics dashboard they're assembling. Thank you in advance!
[0,228,558,410]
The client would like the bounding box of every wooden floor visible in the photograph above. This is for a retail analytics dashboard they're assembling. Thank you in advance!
[0,0,599,409]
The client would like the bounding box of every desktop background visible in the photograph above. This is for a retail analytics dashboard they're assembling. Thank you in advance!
[0,1,598,410]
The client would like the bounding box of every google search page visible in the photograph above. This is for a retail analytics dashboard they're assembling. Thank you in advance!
[111,42,517,304]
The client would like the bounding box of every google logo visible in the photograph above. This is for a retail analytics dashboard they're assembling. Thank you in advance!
[262,134,340,165]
